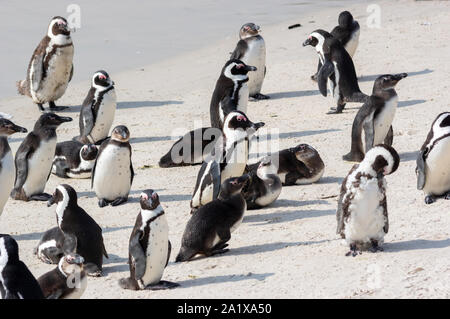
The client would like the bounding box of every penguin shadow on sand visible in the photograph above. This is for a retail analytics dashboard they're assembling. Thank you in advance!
[399,150,419,162]
[265,89,320,100]
[56,100,183,113]
[255,128,341,143]
[384,238,450,253]
[101,254,129,276]
[174,273,275,289]
[317,176,344,184]
[10,231,43,242]
[243,206,334,226]
[358,68,433,83]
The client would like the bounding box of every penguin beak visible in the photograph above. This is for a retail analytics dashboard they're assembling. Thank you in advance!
[393,73,408,81]
[303,38,312,46]
[244,65,257,72]
[121,131,128,140]
[47,196,55,207]
[252,122,265,131]
[237,174,251,186]
[12,124,27,133]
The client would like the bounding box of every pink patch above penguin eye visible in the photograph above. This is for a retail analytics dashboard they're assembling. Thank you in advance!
[237,115,246,121]
[236,64,243,69]
[141,194,148,200]
[151,193,157,200]
[99,75,107,80]
[231,181,238,185]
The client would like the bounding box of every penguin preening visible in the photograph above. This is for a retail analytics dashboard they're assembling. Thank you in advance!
[52,141,98,179]
[231,23,269,100]
[47,184,109,276]
[77,71,116,144]
[416,112,450,204]
[303,29,368,114]
[0,119,27,216]
[176,175,250,262]
[343,73,407,162]
[10,113,72,201]
[0,234,44,299]
[119,190,178,290]
[336,144,400,256]
[34,226,65,264]
[17,16,74,112]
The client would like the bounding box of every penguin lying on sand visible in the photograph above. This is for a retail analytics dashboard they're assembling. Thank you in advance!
[52,141,98,179]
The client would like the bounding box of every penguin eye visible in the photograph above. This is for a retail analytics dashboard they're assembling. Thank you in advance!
[236,64,244,69]
[236,115,246,122]
[231,180,238,185]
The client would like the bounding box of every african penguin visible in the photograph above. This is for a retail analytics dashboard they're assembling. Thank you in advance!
[34,226,65,264]
[210,59,256,129]
[91,125,134,207]
[336,144,400,256]
[0,234,44,299]
[190,111,264,212]
[77,71,116,144]
[37,253,87,299]
[230,23,269,100]
[343,73,408,162]
[303,29,368,114]
[119,190,179,290]
[17,16,74,112]
[0,119,27,216]
[10,113,72,202]
[176,175,250,262]
[416,112,450,204]
[52,140,98,179]
[47,184,109,276]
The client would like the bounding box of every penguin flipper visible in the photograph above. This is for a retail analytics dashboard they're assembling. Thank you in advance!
[336,164,358,236]
[166,240,171,268]
[13,134,38,191]
[317,60,335,97]
[211,161,221,200]
[90,139,108,188]
[230,40,248,60]
[129,231,146,280]
[69,64,74,82]
[416,149,427,190]
[363,111,375,153]
[129,144,134,186]
[29,51,45,93]
[80,102,95,138]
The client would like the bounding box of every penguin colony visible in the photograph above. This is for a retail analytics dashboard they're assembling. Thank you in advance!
[0,10,448,299]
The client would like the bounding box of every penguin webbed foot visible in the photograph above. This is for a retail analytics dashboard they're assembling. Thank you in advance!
[424,195,436,205]
[251,93,270,100]
[118,277,139,290]
[85,263,103,277]
[444,192,450,200]
[327,106,345,115]
[37,103,45,112]
[144,280,180,290]
[30,193,52,201]
[48,101,69,111]
[369,240,383,253]
[111,197,128,207]
[98,199,108,208]
[311,73,318,82]
[345,244,361,257]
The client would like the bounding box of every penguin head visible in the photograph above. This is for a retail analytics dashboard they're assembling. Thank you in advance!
[223,111,265,141]
[257,157,277,179]
[0,235,19,265]
[223,59,257,80]
[48,16,70,38]
[92,70,114,90]
[363,144,400,176]
[293,144,319,161]
[35,113,72,131]
[373,73,408,92]
[338,11,354,28]
[303,30,330,48]
[239,23,261,39]
[60,254,85,276]
[47,184,78,209]
[111,125,130,143]
[80,144,98,161]
[0,118,27,137]
[140,189,160,210]
[219,175,250,198]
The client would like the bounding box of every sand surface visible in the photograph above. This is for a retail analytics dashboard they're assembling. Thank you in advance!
[0,0,449,298]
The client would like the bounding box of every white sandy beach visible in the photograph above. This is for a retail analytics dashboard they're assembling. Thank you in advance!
[0,0,449,298]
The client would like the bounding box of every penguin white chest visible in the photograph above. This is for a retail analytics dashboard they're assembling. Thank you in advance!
[255,182,282,207]
[23,138,56,196]
[344,28,360,57]
[236,83,249,113]
[93,144,131,200]
[373,95,398,145]
[220,140,248,182]
[242,38,266,96]
[423,138,450,196]
[0,151,14,214]
[90,90,117,142]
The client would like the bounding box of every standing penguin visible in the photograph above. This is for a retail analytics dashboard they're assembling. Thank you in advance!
[343,73,407,162]
[47,184,109,276]
[303,30,368,114]
[416,112,450,204]
[17,16,74,112]
[176,175,250,262]
[52,141,98,179]
[119,190,179,290]
[336,145,400,256]
[10,113,72,201]
[37,253,87,299]
[91,125,134,207]
[210,59,256,129]
[0,234,44,299]
[0,119,27,216]
[77,71,116,144]
[231,23,269,100]
[191,111,264,211]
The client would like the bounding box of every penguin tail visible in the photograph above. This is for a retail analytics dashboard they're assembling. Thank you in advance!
[102,243,109,259]
[16,80,30,97]
[118,277,139,290]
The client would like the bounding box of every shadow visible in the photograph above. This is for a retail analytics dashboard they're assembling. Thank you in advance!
[359,69,433,82]
[103,226,133,234]
[117,100,183,109]
[258,129,341,140]
[102,253,129,275]
[267,90,320,100]
[57,105,81,113]
[243,208,334,225]
[400,151,419,162]
[11,231,43,242]
[271,199,328,208]
[8,137,25,143]
[317,176,343,184]
[159,194,192,202]
[175,273,274,288]
[385,239,450,253]
[77,189,142,199]
[130,136,173,144]
[227,240,334,256]
[398,100,426,108]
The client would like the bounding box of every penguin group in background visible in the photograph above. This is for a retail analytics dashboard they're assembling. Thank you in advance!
[17,16,74,112]
[416,112,450,204]
[119,190,179,290]
[336,145,400,256]
[0,234,44,299]
[92,125,134,207]
[0,119,27,216]
[11,113,72,201]
[242,157,282,209]
[343,73,407,162]
[77,71,116,144]
[191,111,264,211]
[47,184,108,276]
[52,141,98,179]
[303,29,367,114]
[176,175,250,262]
[231,23,269,100]
[34,227,65,264]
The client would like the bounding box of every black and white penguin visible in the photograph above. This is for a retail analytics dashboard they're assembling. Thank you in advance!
[242,157,282,209]
[343,73,408,162]
[191,111,264,211]
[37,253,87,299]
[416,112,450,204]
[17,16,74,112]
[176,175,250,262]
[91,125,134,207]
[0,234,44,299]
[52,141,98,179]
[47,184,109,276]
[119,190,179,290]
[210,59,256,129]
[303,29,368,114]
[231,23,268,100]
[10,113,72,201]
[336,144,400,256]
[77,71,116,144]
[0,119,27,215]
[34,226,65,264]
